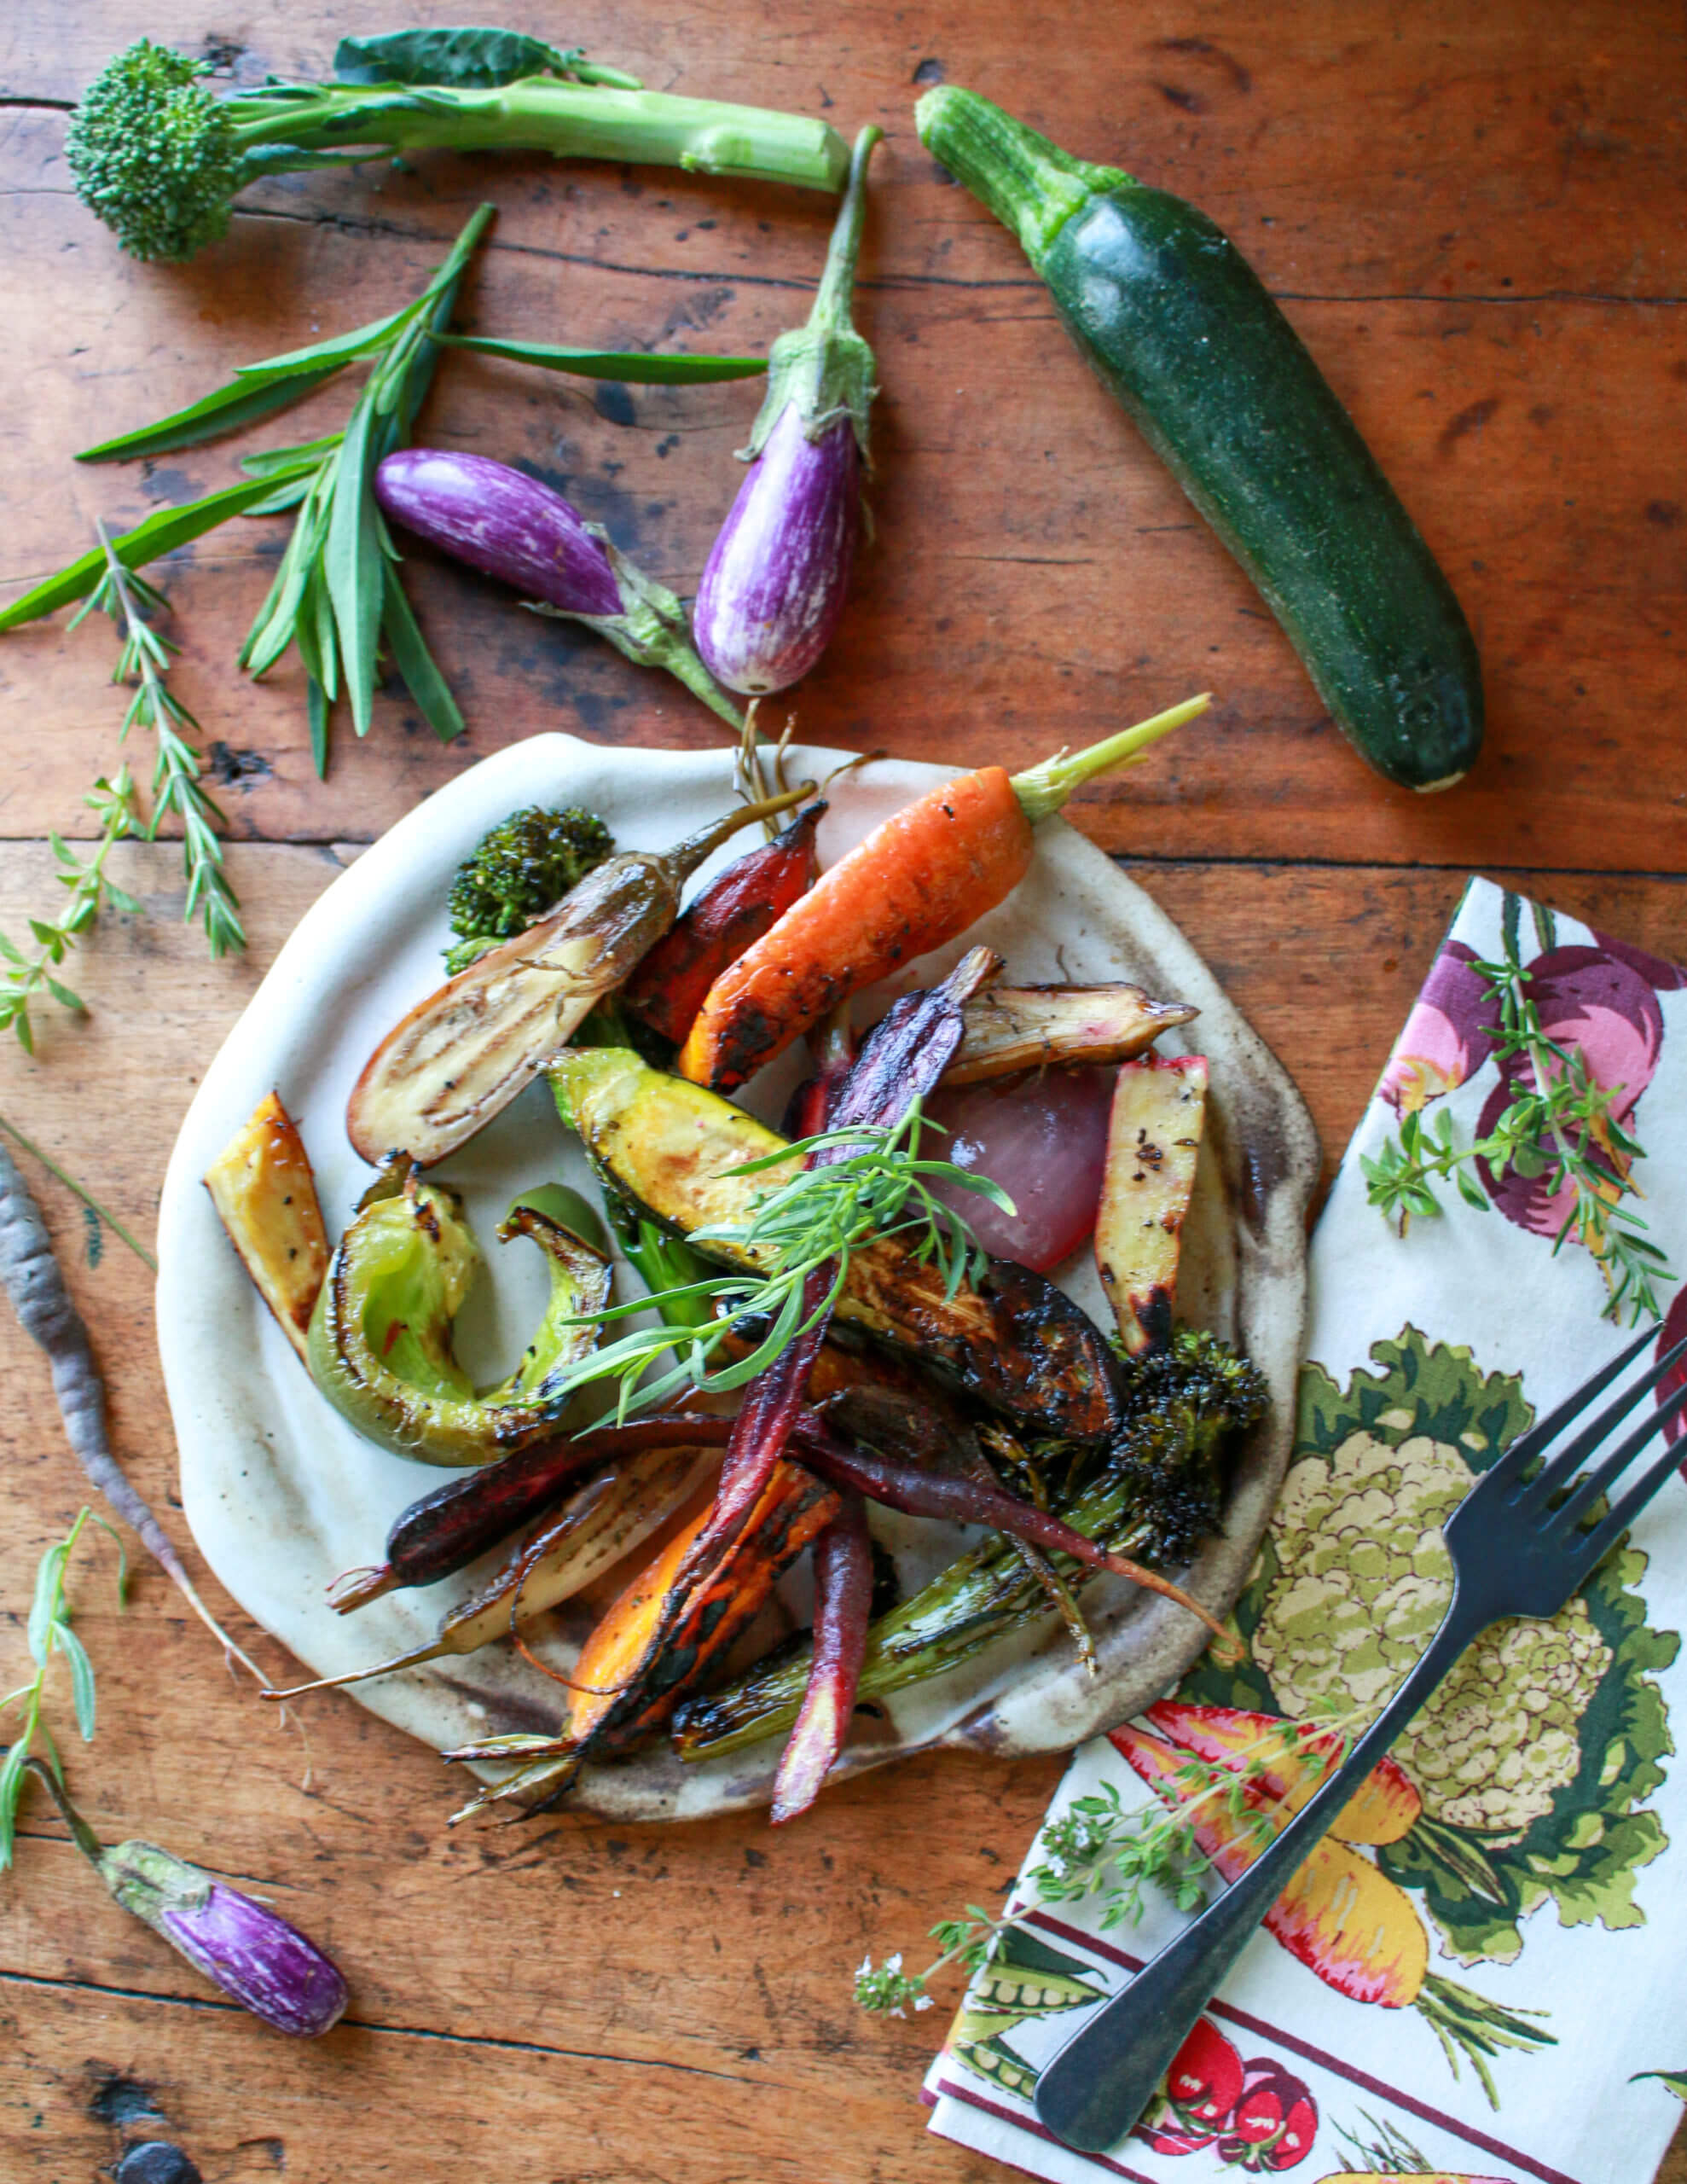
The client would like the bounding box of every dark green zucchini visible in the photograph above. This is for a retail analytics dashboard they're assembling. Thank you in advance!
[915,87,1483,793]
[549,1045,1123,1443]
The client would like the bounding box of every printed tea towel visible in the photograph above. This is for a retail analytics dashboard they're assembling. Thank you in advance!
[924,878,1687,2184]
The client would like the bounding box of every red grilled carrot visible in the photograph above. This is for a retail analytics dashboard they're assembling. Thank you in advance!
[769,1490,873,1824]
[675,695,1209,1091]
[622,799,826,1045]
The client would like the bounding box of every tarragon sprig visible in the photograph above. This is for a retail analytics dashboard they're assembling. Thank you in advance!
[1,1507,125,1869]
[557,1100,1013,1422]
[89,526,244,958]
[1363,928,1674,1323]
[0,770,140,1052]
[855,1708,1357,2017]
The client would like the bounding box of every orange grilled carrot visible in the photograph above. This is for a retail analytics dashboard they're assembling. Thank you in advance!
[675,694,1210,1091]
[1111,1720,1429,2008]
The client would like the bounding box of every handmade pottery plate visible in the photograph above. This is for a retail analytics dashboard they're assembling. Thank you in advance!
[157,732,1319,1821]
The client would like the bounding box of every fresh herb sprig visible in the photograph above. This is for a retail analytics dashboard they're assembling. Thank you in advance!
[0,771,140,1052]
[855,1709,1355,2017]
[558,1101,1012,1421]
[1,1507,124,1868]
[1363,934,1674,1323]
[88,526,245,957]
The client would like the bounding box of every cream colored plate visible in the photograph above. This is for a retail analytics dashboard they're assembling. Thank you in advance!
[157,734,1318,1821]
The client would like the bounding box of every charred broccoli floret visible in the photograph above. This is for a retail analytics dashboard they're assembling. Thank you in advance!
[443,806,614,975]
[1107,1327,1269,1564]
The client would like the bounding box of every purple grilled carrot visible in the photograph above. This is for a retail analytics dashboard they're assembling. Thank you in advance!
[770,1489,872,1824]
[693,125,881,695]
[674,950,996,1594]
[0,1136,268,1683]
[791,1423,1226,1635]
[374,448,742,727]
[622,799,826,1045]
[328,1410,733,1612]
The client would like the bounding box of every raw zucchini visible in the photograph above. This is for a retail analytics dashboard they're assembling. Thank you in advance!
[549,1046,1123,1443]
[916,88,1483,793]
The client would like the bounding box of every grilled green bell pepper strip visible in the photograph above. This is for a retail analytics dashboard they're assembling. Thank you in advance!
[307,1172,611,1467]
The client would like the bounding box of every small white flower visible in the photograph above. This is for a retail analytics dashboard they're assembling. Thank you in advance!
[885,1951,903,1973]
[914,1995,934,2012]
[857,1954,873,1978]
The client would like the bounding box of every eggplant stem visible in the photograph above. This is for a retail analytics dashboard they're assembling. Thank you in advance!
[809,125,884,334]
[667,780,815,880]
[1010,693,1211,822]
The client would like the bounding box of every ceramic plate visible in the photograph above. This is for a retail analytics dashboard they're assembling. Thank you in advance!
[157,733,1319,1821]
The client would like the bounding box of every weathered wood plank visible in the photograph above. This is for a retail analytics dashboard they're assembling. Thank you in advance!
[4,0,1685,300]
[2,166,1683,867]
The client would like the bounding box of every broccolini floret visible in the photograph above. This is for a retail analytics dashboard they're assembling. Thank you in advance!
[65,43,243,265]
[1106,1327,1269,1565]
[443,806,614,975]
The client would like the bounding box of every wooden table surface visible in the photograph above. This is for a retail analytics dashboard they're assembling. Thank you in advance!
[3,3,1685,2178]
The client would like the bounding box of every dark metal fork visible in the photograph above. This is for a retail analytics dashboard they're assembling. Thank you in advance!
[1034,1326,1687,2154]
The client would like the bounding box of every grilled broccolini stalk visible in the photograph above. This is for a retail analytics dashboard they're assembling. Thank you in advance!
[444,805,615,975]
[673,1328,1267,1759]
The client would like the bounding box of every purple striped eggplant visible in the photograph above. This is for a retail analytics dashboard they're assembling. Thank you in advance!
[694,125,881,695]
[374,448,742,727]
[22,1758,348,2036]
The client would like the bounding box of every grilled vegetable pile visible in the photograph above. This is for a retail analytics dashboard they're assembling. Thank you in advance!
[206,746,1269,1827]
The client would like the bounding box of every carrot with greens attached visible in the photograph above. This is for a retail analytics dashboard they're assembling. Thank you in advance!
[675,694,1209,1090]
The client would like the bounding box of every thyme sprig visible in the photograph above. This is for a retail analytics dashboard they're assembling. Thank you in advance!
[855,1708,1356,2017]
[1363,932,1674,1324]
[0,1507,125,1868]
[89,526,245,959]
[559,1100,1013,1422]
[0,770,140,1052]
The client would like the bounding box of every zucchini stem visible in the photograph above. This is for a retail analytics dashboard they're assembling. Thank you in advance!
[1011,692,1210,823]
[915,86,1131,265]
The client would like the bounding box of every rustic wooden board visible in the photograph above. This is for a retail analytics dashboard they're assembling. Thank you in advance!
[3,0,1687,2177]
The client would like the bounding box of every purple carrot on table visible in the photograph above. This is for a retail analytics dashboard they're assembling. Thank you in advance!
[769,1488,873,1825]
[693,125,881,696]
[374,448,743,726]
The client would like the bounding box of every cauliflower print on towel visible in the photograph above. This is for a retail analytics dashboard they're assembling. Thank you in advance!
[1171,1329,1678,2097]
[1369,893,1682,1316]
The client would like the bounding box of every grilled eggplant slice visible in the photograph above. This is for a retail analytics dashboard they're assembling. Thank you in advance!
[945,983,1197,1087]
[550,1046,1123,1443]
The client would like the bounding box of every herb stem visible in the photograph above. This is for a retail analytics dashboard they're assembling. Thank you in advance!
[0,769,139,1053]
[93,524,245,959]
[0,1115,156,1273]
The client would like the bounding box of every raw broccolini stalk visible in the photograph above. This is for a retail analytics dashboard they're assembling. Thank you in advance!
[66,33,850,264]
[673,1329,1267,1759]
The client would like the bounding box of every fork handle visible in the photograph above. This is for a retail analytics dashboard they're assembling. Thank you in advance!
[1032,1600,1482,2154]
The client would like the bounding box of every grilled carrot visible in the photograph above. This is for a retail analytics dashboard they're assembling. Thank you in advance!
[622,799,826,1045]
[675,695,1209,1091]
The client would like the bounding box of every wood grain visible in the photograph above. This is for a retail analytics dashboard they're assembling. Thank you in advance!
[3,1,1687,2178]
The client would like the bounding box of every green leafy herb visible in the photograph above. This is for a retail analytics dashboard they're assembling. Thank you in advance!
[438,334,767,384]
[855,1709,1355,2017]
[330,27,644,90]
[1,1507,124,1869]
[0,477,282,635]
[0,771,140,1053]
[88,527,244,958]
[1363,932,1674,1323]
[554,1101,1013,1421]
[0,1115,156,1272]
